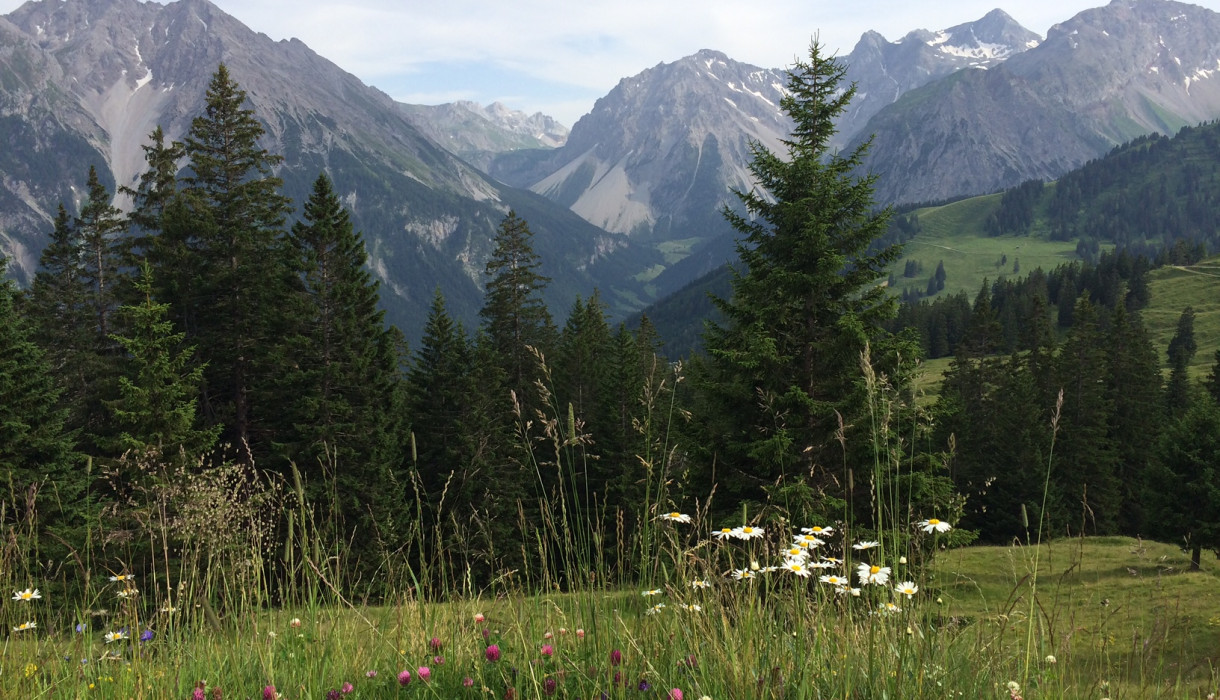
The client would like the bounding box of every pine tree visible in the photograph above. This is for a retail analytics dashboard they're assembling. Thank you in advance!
[479,210,557,408]
[280,173,404,551]
[1147,395,1220,570]
[692,41,906,516]
[1165,306,1197,417]
[76,165,127,342]
[176,63,295,460]
[0,255,82,569]
[1053,296,1119,534]
[106,261,219,466]
[1105,305,1163,534]
[1205,349,1220,405]
[121,125,185,264]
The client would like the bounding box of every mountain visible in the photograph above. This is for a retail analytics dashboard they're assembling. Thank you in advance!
[401,100,569,171]
[0,0,654,338]
[488,13,1040,299]
[640,116,1220,358]
[832,9,1040,149]
[855,0,1220,204]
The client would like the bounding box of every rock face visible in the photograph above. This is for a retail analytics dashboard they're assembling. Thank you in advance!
[0,0,652,337]
[833,9,1041,149]
[855,0,1220,204]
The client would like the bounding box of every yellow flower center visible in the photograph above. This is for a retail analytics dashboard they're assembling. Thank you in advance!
[928,519,940,525]
[870,566,880,574]
[670,512,680,518]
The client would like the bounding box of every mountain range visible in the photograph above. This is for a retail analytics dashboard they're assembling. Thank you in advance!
[0,0,654,336]
[3,0,1220,340]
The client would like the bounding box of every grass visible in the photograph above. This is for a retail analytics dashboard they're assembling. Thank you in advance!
[890,195,1087,303]
[3,358,1218,699]
[934,536,1220,696]
[1143,257,1220,378]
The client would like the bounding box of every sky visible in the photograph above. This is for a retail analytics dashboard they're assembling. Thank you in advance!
[4,0,1220,126]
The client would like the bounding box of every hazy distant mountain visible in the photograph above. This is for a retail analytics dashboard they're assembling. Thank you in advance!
[855,0,1220,204]
[401,100,569,171]
[0,0,653,337]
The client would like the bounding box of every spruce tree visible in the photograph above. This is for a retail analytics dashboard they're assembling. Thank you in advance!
[1105,305,1163,534]
[1147,395,1220,570]
[121,125,185,264]
[0,256,82,569]
[479,210,557,408]
[106,261,219,466]
[1052,295,1119,534]
[177,63,295,460]
[280,173,403,552]
[692,41,905,516]
[1165,306,1197,417]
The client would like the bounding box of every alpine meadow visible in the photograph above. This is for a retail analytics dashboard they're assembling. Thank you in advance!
[5,3,1220,700]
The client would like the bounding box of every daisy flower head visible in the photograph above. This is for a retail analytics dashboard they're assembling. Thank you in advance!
[894,581,919,598]
[679,603,702,612]
[783,559,811,577]
[13,621,36,632]
[104,629,130,643]
[109,573,132,583]
[793,534,825,547]
[734,525,765,540]
[878,602,901,614]
[856,563,891,586]
[12,588,41,602]
[819,574,847,586]
[783,546,809,560]
[852,540,880,551]
[731,568,756,581]
[658,512,692,524]
[807,560,835,569]
[690,579,710,589]
[642,588,662,596]
[645,603,666,615]
[918,518,953,533]
[802,525,835,536]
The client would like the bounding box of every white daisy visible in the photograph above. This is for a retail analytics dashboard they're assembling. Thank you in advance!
[918,518,952,533]
[13,620,36,632]
[734,525,765,540]
[690,579,711,589]
[878,602,901,614]
[793,534,825,547]
[783,546,809,561]
[783,559,812,577]
[852,540,880,551]
[802,525,835,536]
[658,512,691,524]
[713,527,736,540]
[645,603,666,615]
[12,588,41,602]
[642,588,662,596]
[104,629,129,643]
[819,574,847,586]
[731,568,757,581]
[807,560,836,569]
[679,603,702,612]
[894,581,919,598]
[856,563,891,586]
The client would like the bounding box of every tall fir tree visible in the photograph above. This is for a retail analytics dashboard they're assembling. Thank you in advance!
[1052,295,1120,534]
[1146,394,1220,570]
[105,261,219,467]
[1165,306,1198,417]
[280,173,404,555]
[479,210,557,410]
[176,63,295,460]
[0,256,83,572]
[691,41,906,519]
[121,125,185,266]
[1104,304,1163,534]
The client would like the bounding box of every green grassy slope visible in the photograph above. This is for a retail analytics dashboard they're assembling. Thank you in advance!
[933,536,1220,693]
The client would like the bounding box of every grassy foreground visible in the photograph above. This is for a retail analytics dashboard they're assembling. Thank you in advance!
[3,529,1217,699]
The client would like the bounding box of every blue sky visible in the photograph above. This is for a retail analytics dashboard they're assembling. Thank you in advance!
[4,0,1220,126]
